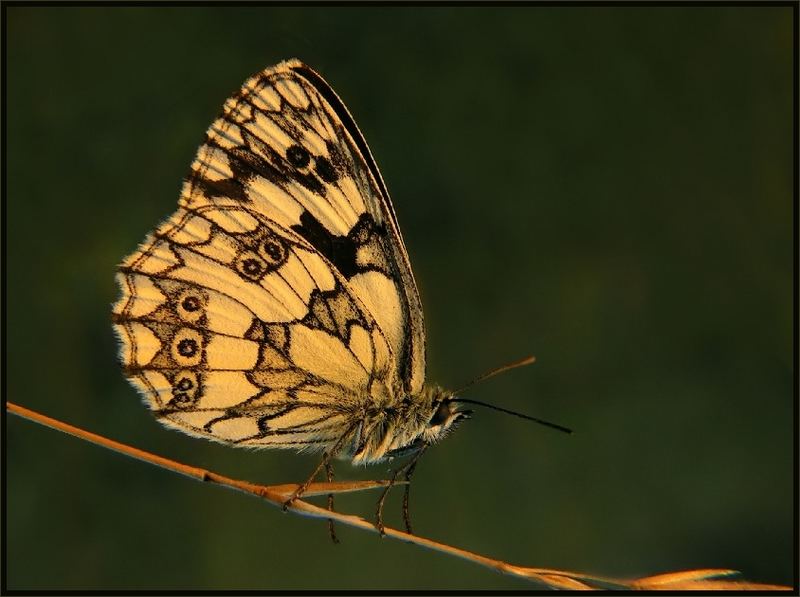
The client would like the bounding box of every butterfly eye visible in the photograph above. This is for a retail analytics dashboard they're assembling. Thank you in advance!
[428,400,452,427]
[286,144,310,168]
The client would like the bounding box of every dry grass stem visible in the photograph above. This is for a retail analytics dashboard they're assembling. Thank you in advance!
[7,401,791,591]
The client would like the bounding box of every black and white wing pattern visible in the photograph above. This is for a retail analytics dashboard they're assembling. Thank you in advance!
[113,59,426,451]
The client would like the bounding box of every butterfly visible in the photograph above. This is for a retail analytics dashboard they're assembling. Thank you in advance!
[112,59,567,534]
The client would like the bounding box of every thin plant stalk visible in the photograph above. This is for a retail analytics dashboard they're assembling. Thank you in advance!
[6,402,791,591]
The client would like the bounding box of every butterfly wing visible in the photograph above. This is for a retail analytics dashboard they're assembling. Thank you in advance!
[113,60,425,449]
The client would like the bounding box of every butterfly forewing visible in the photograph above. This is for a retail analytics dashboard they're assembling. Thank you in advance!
[113,59,426,451]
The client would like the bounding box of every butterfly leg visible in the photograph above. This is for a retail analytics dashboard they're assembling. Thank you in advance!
[374,465,404,537]
[325,461,340,544]
[374,445,428,536]
[282,451,332,511]
[282,427,354,511]
[401,454,423,534]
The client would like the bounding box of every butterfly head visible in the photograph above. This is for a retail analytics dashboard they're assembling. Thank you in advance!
[421,392,472,442]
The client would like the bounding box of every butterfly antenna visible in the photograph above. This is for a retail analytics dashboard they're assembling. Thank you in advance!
[449,398,572,434]
[453,354,537,395]
[451,354,572,434]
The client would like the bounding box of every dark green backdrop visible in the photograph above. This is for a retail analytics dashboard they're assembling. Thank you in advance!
[6,5,794,591]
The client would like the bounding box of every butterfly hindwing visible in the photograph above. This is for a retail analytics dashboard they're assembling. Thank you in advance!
[114,204,394,446]
[113,60,426,450]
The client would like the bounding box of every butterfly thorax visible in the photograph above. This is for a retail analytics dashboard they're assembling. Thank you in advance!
[346,384,469,464]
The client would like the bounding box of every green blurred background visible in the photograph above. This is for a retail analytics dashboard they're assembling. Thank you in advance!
[6,5,793,590]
